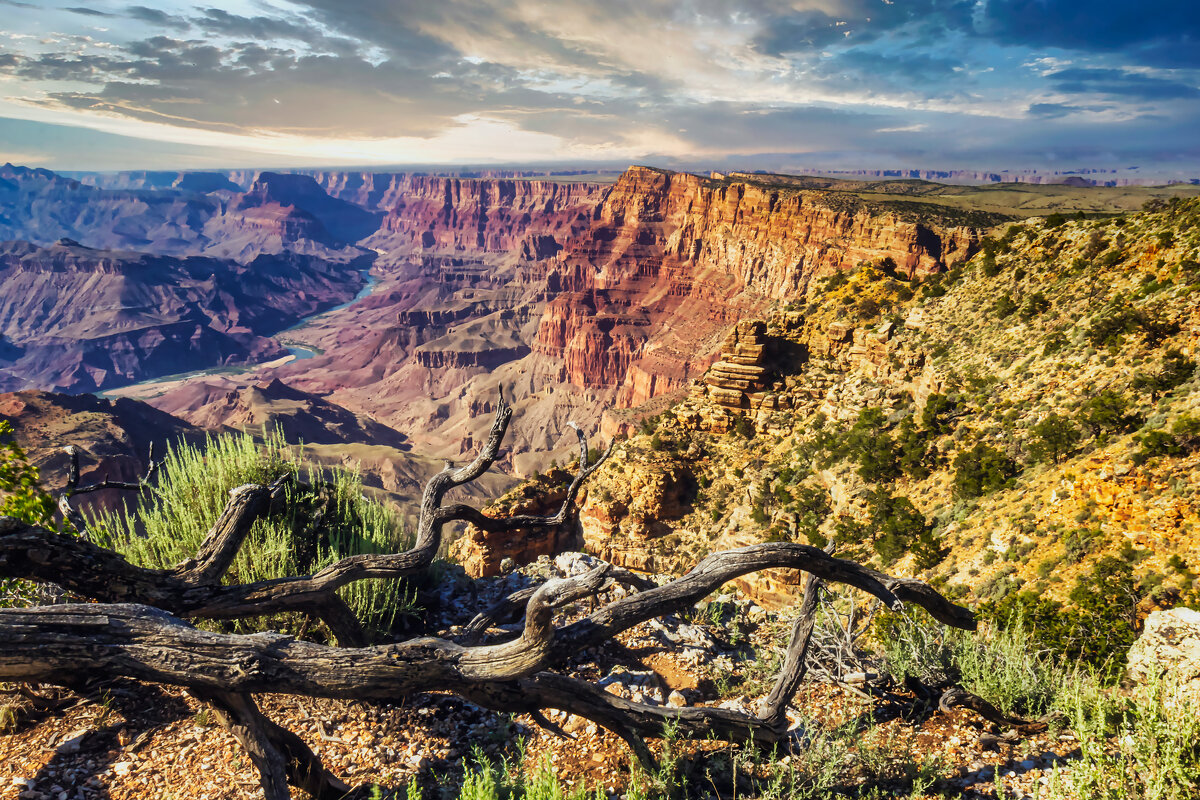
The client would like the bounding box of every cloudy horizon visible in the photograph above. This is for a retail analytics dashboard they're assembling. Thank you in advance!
[0,0,1198,173]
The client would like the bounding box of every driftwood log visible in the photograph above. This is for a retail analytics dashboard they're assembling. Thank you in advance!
[0,394,976,799]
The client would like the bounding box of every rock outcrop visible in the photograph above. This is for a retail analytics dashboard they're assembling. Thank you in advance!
[451,467,583,577]
[528,166,986,413]
[1126,607,1200,698]
[370,177,607,259]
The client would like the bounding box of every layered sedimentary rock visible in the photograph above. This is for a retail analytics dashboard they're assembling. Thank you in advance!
[528,166,984,414]
[0,239,363,391]
[451,467,582,577]
[370,177,607,258]
[681,321,789,433]
[1,163,377,260]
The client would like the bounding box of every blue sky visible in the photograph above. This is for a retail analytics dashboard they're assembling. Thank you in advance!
[0,0,1197,171]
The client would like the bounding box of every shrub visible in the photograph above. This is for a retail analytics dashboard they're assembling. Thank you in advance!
[90,431,413,640]
[0,420,56,607]
[865,487,944,569]
[1131,349,1196,400]
[792,484,831,545]
[1042,330,1069,355]
[982,555,1141,676]
[1131,413,1200,464]
[0,420,54,528]
[920,393,956,435]
[840,407,900,482]
[1020,291,1050,320]
[895,418,932,479]
[1081,390,1143,435]
[992,293,1019,318]
[952,442,1019,498]
[1088,305,1180,350]
[1028,413,1081,464]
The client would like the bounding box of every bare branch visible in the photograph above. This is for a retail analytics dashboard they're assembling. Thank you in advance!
[57,444,161,538]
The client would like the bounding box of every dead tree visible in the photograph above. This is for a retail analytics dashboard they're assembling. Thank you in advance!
[0,394,976,799]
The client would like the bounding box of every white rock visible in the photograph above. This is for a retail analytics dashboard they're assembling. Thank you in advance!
[55,731,89,755]
[667,690,687,708]
[1126,607,1200,697]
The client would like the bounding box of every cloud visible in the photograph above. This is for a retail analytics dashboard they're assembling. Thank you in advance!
[1046,68,1200,101]
[63,6,113,17]
[0,0,1195,169]
[124,6,190,29]
[979,0,1200,68]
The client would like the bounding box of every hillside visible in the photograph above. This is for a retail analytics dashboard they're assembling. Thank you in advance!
[491,197,1200,619]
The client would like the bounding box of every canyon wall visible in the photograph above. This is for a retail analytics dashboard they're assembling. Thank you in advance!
[369,177,609,258]
[528,166,983,410]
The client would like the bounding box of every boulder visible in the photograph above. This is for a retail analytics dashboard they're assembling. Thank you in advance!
[1125,607,1200,696]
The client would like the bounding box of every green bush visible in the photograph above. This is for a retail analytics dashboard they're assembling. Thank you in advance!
[952,442,1019,498]
[981,555,1142,677]
[862,487,944,569]
[1131,413,1200,465]
[1132,349,1196,399]
[838,407,900,482]
[0,420,54,528]
[1019,291,1050,320]
[1081,390,1143,435]
[90,430,413,640]
[876,609,1064,718]
[1028,413,1081,464]
[920,393,956,435]
[895,418,932,479]
[0,420,56,607]
[992,293,1019,318]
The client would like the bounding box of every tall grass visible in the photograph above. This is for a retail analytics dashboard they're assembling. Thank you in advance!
[1043,676,1200,800]
[89,429,414,640]
[879,609,1200,799]
[457,746,602,800]
[877,608,1067,717]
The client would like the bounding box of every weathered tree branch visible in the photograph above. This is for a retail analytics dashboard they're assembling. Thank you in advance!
[57,444,161,538]
[0,395,977,798]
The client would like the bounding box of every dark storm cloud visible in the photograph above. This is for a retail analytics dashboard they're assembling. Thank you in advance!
[63,7,113,17]
[125,6,189,29]
[1046,68,1200,101]
[979,0,1200,68]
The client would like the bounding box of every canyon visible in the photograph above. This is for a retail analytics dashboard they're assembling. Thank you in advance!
[5,160,1195,482]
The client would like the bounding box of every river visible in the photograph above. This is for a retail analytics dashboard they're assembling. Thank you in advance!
[100,267,378,394]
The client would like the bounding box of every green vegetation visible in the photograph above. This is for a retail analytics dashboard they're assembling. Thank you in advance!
[90,430,414,640]
[0,420,53,528]
[455,749,602,800]
[1028,413,1081,464]
[0,420,56,607]
[952,442,1019,498]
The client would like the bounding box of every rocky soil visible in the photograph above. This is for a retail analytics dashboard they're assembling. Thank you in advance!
[0,554,1102,800]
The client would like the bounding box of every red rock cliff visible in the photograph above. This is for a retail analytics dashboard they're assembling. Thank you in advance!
[372,178,608,257]
[532,166,984,406]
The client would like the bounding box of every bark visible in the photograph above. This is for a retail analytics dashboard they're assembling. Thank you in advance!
[0,395,977,798]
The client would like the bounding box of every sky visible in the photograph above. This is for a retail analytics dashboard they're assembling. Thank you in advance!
[0,0,1198,172]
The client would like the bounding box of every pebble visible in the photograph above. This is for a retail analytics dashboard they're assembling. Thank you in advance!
[667,690,687,708]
